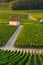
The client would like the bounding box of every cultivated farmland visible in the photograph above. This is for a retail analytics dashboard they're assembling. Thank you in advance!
[0,2,43,65]
[0,50,43,65]
[0,23,17,46]
[0,3,9,10]
[0,10,43,24]
[15,24,43,48]
[28,10,43,19]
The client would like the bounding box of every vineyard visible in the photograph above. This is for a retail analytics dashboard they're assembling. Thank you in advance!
[29,10,43,19]
[0,49,43,65]
[0,10,43,24]
[0,2,43,65]
[0,23,17,46]
[15,24,43,48]
[0,10,30,24]
[0,3,9,10]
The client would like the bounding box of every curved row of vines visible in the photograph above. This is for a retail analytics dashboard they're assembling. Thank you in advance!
[0,50,43,65]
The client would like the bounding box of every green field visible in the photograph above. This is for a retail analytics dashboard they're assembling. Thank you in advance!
[0,50,43,65]
[0,10,28,24]
[0,9,43,47]
[0,10,43,24]
[0,3,9,10]
[15,24,43,48]
[28,10,43,19]
[0,23,17,46]
[0,11,36,24]
[0,2,43,65]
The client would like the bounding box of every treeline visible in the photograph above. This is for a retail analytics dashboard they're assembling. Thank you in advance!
[10,0,43,10]
[0,0,43,9]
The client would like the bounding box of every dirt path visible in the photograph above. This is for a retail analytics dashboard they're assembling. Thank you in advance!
[0,25,23,50]
[0,25,43,53]
[0,14,43,53]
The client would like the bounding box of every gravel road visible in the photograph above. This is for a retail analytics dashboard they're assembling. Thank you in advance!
[0,24,43,53]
